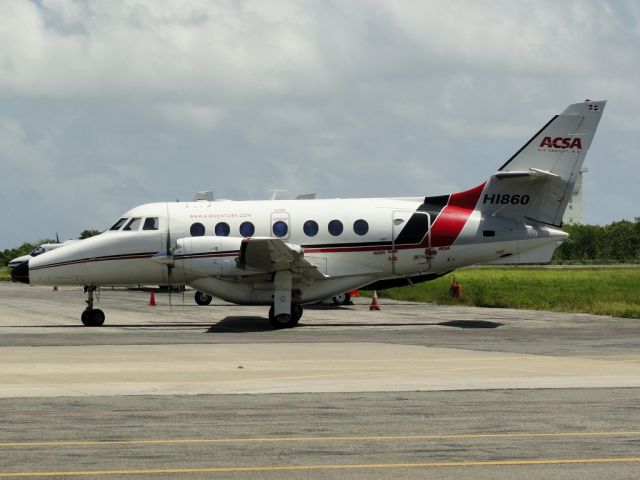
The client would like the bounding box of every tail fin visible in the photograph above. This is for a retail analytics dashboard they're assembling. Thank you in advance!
[478,100,605,227]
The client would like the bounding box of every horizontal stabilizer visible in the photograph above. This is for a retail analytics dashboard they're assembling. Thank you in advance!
[495,169,561,181]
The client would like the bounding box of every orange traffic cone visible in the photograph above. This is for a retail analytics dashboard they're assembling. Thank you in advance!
[369,290,381,311]
[149,289,156,306]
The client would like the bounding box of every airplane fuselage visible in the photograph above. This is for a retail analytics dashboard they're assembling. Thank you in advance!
[27,190,566,305]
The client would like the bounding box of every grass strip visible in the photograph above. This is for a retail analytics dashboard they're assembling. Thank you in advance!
[376,267,640,319]
[0,267,10,282]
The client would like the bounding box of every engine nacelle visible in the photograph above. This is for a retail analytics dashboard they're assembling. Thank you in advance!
[173,236,257,277]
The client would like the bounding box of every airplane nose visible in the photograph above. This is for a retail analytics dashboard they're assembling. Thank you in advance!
[11,260,30,284]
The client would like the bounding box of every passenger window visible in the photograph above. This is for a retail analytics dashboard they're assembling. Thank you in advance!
[353,219,369,236]
[215,222,230,236]
[272,221,288,238]
[303,220,319,237]
[123,218,142,231]
[109,218,128,231]
[143,217,159,231]
[239,222,255,237]
[328,220,343,236]
[190,222,205,237]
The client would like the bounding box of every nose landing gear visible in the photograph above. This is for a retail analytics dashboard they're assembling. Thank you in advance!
[81,285,105,326]
[194,291,213,306]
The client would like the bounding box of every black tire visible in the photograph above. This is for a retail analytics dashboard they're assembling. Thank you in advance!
[268,305,300,329]
[194,291,213,306]
[292,304,303,322]
[81,308,105,327]
[81,308,92,326]
[92,309,105,326]
[332,292,351,306]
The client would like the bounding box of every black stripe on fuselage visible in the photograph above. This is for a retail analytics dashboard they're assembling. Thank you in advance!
[29,252,157,271]
[392,194,449,245]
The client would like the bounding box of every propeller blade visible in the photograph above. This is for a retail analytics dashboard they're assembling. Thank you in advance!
[166,202,173,312]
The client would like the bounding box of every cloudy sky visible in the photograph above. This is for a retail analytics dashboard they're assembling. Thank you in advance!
[1,0,638,249]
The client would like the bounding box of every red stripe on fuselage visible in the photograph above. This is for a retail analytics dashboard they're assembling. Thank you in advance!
[429,182,486,247]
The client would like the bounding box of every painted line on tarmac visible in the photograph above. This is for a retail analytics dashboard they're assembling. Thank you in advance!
[1,457,640,477]
[2,431,640,448]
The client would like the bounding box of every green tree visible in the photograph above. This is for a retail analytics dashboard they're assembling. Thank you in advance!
[79,230,101,239]
[601,220,637,261]
[554,218,640,263]
[1,240,55,267]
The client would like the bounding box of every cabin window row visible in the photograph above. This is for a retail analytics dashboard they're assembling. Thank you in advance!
[189,219,370,238]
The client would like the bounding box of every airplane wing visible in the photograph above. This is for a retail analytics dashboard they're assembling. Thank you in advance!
[237,237,326,279]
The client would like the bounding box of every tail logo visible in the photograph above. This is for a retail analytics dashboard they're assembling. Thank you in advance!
[539,136,582,150]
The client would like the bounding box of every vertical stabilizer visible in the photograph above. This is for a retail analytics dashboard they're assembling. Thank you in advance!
[479,100,605,226]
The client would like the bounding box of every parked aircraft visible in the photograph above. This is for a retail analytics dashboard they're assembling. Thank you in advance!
[12,100,605,328]
[8,241,77,269]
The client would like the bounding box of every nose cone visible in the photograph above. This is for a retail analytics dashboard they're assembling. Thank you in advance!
[11,260,30,284]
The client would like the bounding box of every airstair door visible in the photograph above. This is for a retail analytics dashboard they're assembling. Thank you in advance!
[391,210,431,275]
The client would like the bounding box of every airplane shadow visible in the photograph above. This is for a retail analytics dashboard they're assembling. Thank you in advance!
[207,317,503,333]
[4,318,502,332]
[4,322,217,329]
[207,316,273,333]
[438,320,503,329]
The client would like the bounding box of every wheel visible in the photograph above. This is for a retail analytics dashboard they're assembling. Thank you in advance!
[268,305,300,329]
[92,309,105,326]
[292,304,303,322]
[81,308,92,326]
[332,293,351,305]
[194,291,213,306]
[81,308,105,327]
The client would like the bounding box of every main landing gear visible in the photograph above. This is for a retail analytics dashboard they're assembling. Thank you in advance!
[81,285,105,327]
[268,270,303,329]
[268,303,303,329]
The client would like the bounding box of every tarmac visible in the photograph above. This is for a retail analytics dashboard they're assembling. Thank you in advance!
[0,282,638,479]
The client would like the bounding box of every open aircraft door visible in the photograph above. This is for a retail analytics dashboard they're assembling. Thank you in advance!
[392,210,431,275]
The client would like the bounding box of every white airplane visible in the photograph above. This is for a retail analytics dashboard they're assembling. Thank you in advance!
[12,100,605,328]
[8,243,63,270]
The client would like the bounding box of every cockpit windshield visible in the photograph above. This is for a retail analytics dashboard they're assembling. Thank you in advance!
[30,247,45,257]
[123,217,142,231]
[108,216,159,232]
[109,218,128,231]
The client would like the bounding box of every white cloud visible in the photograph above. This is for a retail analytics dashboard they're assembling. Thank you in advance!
[0,0,638,247]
